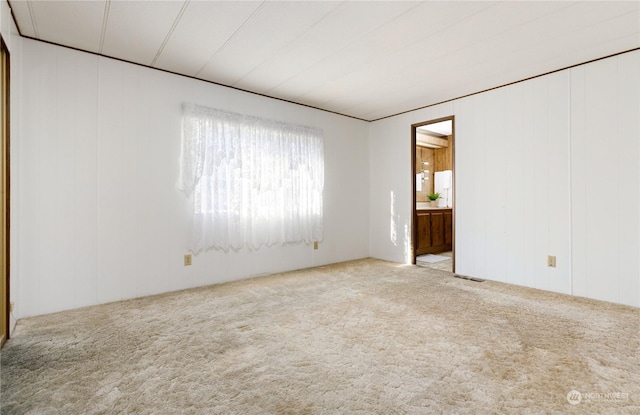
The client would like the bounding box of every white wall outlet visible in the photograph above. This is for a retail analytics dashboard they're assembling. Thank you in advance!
[547,255,556,268]
[184,254,192,266]
[313,241,319,250]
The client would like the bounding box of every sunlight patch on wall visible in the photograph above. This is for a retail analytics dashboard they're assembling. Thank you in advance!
[404,222,411,264]
[390,191,397,246]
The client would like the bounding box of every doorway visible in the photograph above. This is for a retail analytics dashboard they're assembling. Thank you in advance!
[411,116,455,272]
[1,38,9,346]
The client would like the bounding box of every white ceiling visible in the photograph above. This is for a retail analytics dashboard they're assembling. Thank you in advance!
[418,120,452,137]
[8,0,640,121]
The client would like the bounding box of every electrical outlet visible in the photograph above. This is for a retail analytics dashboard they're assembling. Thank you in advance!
[9,301,13,312]
[184,254,192,266]
[313,241,319,250]
[547,255,556,268]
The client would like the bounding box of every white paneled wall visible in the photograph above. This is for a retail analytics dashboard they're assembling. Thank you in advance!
[453,72,572,294]
[571,52,640,306]
[369,50,639,307]
[16,39,370,318]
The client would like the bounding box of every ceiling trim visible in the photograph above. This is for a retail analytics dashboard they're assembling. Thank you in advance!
[372,46,640,123]
[15,33,370,122]
[6,2,22,36]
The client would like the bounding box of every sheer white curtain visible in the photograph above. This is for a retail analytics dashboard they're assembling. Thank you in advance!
[178,104,324,252]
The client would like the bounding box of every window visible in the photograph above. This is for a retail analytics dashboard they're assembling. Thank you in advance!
[179,104,324,252]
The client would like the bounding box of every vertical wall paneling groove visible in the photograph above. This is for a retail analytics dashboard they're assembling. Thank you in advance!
[547,71,571,295]
[74,53,99,310]
[593,58,619,303]
[472,94,487,278]
[484,88,508,283]
[56,48,75,311]
[570,56,634,305]
[532,77,549,291]
[505,82,525,287]
[566,70,573,297]
[520,81,536,289]
[615,51,639,306]
[18,41,34,315]
[38,42,56,315]
[570,65,587,299]
[451,97,472,274]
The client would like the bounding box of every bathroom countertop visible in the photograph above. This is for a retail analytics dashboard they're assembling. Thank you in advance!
[416,203,452,210]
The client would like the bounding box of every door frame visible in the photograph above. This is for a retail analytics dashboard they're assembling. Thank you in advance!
[411,116,455,271]
[1,37,10,347]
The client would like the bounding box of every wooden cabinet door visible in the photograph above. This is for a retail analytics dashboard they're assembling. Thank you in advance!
[416,209,452,256]
[444,210,453,245]
[431,212,445,247]
[416,212,431,253]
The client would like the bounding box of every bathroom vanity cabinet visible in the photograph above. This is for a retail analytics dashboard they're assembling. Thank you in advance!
[416,208,452,255]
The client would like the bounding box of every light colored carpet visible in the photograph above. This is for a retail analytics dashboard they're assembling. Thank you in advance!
[1,258,639,414]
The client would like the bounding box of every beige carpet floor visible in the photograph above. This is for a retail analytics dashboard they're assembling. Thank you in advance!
[1,258,638,414]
